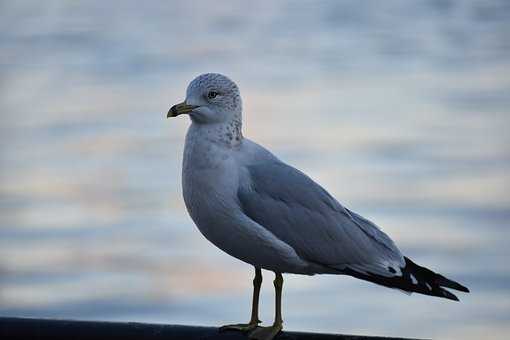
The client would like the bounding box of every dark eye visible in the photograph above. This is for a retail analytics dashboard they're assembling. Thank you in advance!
[207,91,219,99]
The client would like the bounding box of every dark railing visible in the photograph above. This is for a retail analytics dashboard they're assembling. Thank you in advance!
[0,317,425,340]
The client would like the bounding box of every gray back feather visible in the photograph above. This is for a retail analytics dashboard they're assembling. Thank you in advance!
[238,160,404,275]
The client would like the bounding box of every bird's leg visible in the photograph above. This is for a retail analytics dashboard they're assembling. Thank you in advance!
[249,272,283,340]
[220,267,262,332]
[250,267,263,325]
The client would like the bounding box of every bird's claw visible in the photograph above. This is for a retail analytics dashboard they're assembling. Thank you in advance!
[219,321,260,333]
[248,324,283,340]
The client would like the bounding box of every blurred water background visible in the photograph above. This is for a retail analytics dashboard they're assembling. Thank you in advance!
[1,1,509,339]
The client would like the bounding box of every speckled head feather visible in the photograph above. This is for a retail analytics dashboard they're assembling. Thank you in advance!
[184,73,243,144]
[186,73,242,120]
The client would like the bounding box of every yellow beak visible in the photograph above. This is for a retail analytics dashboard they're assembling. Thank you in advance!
[167,101,199,118]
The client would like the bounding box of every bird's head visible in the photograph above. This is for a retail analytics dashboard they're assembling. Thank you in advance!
[168,73,242,125]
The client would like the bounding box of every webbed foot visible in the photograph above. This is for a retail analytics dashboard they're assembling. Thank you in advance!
[219,321,260,333]
[248,323,282,340]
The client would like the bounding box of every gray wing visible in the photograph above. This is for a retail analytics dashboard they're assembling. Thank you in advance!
[238,160,405,276]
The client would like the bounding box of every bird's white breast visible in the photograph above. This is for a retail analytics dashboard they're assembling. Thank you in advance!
[181,123,311,273]
[182,124,241,241]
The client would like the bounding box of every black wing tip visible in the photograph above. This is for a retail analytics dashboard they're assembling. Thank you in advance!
[404,256,470,294]
[440,288,460,301]
[455,280,470,293]
[435,276,470,293]
[322,258,470,301]
[454,284,470,293]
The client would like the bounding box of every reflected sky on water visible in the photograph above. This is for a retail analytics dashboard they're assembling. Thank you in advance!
[1,1,509,339]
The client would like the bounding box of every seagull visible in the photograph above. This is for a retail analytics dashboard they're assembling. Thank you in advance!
[166,73,469,340]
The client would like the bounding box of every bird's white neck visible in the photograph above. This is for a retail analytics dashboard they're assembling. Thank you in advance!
[182,120,242,177]
[186,119,243,148]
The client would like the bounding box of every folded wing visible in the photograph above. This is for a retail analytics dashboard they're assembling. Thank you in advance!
[238,160,405,277]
